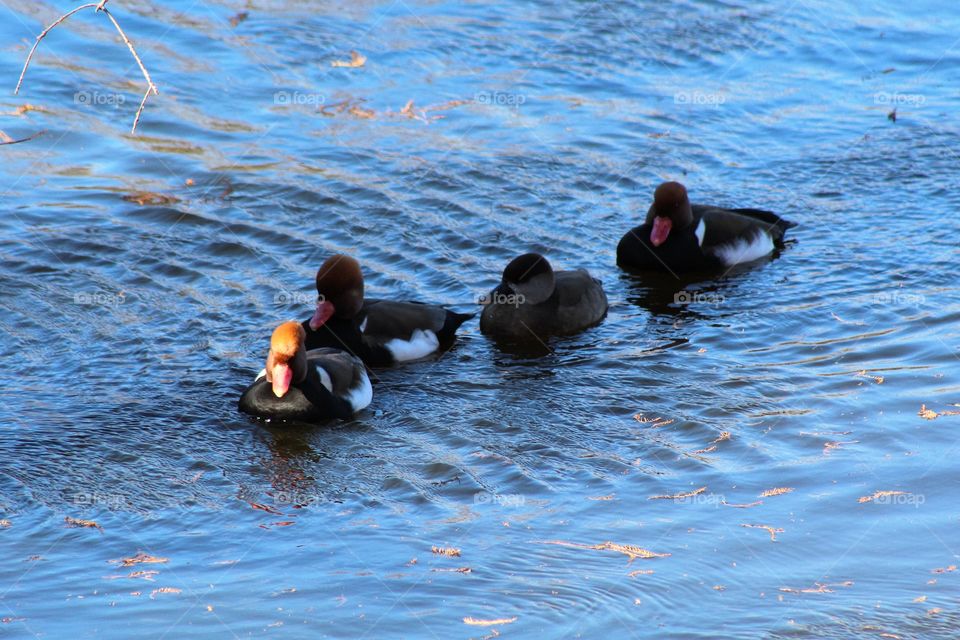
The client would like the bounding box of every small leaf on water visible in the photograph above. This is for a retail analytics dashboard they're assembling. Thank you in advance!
[331,51,366,68]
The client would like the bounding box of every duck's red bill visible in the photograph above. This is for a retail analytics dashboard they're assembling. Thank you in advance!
[309,300,335,330]
[271,364,292,397]
[650,216,672,247]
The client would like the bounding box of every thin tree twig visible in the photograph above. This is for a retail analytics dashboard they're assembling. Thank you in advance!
[14,0,159,134]
[0,130,47,146]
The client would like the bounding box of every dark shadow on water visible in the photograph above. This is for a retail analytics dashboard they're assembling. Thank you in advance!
[619,254,782,319]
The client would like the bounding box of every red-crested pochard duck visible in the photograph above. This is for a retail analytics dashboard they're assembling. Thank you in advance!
[480,252,608,341]
[303,254,474,366]
[617,181,796,273]
[239,321,372,422]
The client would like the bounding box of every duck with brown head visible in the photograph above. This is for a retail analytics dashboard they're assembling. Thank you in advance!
[239,321,372,423]
[303,254,474,366]
[617,181,797,274]
[480,252,608,342]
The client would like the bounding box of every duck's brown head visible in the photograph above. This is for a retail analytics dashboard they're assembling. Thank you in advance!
[646,181,694,247]
[309,254,365,330]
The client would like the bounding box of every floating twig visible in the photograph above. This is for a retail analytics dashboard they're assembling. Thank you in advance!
[0,129,45,146]
[15,0,159,133]
[741,523,784,542]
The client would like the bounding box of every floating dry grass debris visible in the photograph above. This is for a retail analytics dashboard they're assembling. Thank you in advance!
[431,546,461,557]
[633,414,674,428]
[913,595,927,603]
[463,616,517,626]
[587,494,615,501]
[432,567,471,573]
[348,104,375,119]
[331,51,366,68]
[628,569,654,577]
[779,581,852,594]
[122,191,179,206]
[858,490,908,504]
[247,501,283,516]
[317,97,469,123]
[823,440,858,454]
[855,370,884,384]
[692,431,730,454]
[722,500,762,509]
[228,12,248,27]
[150,587,181,598]
[542,540,670,562]
[741,524,784,542]
[127,570,158,581]
[919,404,960,420]
[115,552,168,567]
[65,516,102,532]
[932,565,956,574]
[760,487,794,498]
[649,486,707,501]
[6,104,49,117]
[15,0,159,133]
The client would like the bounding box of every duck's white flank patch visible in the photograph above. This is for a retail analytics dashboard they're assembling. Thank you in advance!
[316,366,333,393]
[255,368,266,381]
[714,231,774,266]
[346,369,373,411]
[695,218,706,247]
[359,317,368,333]
[384,329,440,361]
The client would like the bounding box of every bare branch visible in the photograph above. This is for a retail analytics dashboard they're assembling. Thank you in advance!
[15,3,99,95]
[14,0,159,134]
[0,130,47,146]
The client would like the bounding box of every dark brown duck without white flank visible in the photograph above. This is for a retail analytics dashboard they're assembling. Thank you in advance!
[616,181,796,273]
[302,254,473,366]
[480,252,608,341]
[238,321,372,423]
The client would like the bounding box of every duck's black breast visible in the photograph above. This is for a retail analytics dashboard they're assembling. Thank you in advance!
[238,369,352,423]
[617,222,717,273]
[301,316,393,366]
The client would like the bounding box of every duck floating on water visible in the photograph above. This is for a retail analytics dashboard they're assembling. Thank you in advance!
[239,321,372,422]
[303,254,473,366]
[617,181,796,273]
[480,252,608,341]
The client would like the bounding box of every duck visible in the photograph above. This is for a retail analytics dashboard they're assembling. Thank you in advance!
[616,181,797,273]
[302,254,474,366]
[239,321,372,422]
[480,252,608,341]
